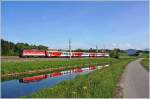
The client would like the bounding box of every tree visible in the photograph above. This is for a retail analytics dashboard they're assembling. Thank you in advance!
[38,45,48,50]
[74,48,84,52]
[1,39,49,56]
[110,48,120,58]
[1,39,16,55]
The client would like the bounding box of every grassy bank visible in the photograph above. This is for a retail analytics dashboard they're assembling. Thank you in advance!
[1,58,112,74]
[141,58,149,71]
[23,58,134,98]
[2,58,118,81]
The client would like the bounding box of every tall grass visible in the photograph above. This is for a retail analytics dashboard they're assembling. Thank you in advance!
[23,58,134,98]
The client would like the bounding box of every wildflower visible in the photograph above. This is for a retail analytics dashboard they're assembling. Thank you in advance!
[72,91,77,94]
[105,64,109,67]
[83,86,87,90]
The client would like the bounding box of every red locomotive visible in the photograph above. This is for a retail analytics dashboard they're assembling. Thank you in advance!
[20,49,109,58]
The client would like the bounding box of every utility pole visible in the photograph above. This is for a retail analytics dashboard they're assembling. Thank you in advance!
[96,45,98,53]
[69,39,71,59]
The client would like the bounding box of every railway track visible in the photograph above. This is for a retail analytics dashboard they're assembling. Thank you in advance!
[1,56,105,62]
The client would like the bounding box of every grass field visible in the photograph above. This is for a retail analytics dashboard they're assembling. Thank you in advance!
[23,58,134,98]
[2,58,116,75]
[140,53,149,71]
[119,52,131,58]
[141,58,149,70]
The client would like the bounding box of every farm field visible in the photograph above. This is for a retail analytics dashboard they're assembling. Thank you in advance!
[23,58,134,98]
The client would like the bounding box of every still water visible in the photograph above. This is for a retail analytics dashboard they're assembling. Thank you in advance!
[1,69,94,98]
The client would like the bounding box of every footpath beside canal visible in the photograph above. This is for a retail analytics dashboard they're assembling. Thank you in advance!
[120,58,149,98]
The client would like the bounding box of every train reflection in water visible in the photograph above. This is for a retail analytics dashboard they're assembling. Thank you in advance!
[19,65,109,83]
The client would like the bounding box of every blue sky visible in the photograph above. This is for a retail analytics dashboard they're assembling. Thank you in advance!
[2,1,149,50]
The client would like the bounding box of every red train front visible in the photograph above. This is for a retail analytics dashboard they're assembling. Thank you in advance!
[20,49,47,57]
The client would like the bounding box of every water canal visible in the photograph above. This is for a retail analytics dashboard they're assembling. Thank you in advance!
[1,65,109,98]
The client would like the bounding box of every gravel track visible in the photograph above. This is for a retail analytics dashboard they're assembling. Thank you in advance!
[122,58,149,98]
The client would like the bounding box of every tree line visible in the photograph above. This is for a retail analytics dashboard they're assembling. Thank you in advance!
[1,39,48,56]
[1,39,121,58]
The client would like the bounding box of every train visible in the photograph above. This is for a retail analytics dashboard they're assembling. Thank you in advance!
[19,49,109,58]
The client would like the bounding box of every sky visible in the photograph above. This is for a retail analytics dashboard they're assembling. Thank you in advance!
[1,1,149,50]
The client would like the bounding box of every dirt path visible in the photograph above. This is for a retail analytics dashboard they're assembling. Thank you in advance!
[121,58,149,98]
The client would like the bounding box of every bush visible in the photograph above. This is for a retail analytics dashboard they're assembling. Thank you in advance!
[110,49,119,59]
